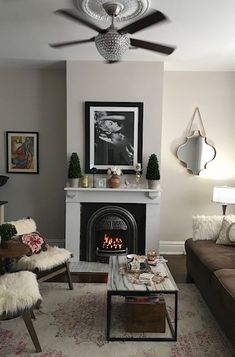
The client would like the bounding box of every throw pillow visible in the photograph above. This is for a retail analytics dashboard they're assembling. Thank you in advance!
[12,231,48,255]
[216,215,235,246]
[192,215,223,241]
[21,232,48,254]
[228,222,235,242]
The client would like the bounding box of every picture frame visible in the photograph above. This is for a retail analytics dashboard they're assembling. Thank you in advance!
[95,177,107,188]
[6,131,39,174]
[85,101,143,174]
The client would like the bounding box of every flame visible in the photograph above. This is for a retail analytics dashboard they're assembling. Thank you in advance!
[102,233,124,250]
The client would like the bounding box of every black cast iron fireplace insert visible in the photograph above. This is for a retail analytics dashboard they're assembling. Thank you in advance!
[80,203,146,263]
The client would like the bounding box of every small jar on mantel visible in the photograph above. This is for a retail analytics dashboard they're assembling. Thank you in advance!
[108,174,121,189]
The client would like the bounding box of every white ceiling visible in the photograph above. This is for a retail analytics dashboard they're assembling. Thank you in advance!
[1,0,235,70]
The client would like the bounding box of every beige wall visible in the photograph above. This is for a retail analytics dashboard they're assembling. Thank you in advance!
[2,65,234,245]
[0,68,66,242]
[66,61,164,174]
[161,71,235,242]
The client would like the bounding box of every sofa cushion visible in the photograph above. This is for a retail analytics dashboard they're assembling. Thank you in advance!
[185,238,235,273]
[212,269,235,300]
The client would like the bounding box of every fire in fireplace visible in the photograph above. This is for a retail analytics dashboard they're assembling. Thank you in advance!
[101,233,124,250]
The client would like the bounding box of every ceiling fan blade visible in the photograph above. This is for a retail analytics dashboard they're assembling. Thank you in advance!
[49,37,95,48]
[130,38,175,55]
[119,10,167,35]
[54,9,103,33]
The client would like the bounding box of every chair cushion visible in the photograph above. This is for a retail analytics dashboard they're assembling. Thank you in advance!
[15,246,72,272]
[0,271,42,316]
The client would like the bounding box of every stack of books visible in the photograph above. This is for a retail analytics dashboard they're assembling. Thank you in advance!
[125,294,163,304]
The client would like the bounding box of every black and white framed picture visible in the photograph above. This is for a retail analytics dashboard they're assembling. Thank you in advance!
[85,101,143,173]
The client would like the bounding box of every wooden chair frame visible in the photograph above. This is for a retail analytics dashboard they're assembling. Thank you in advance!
[1,304,42,353]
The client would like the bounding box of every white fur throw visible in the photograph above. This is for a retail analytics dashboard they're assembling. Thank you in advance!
[0,271,42,316]
[216,215,235,246]
[192,215,223,241]
[15,246,71,271]
[7,218,37,236]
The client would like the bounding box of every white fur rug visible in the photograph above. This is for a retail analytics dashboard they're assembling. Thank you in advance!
[0,283,234,357]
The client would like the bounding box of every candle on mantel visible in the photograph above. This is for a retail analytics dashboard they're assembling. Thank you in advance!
[136,163,141,172]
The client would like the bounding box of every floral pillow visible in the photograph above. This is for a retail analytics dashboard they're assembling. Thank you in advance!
[14,232,48,255]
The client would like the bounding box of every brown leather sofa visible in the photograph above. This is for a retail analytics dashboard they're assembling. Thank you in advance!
[185,238,235,348]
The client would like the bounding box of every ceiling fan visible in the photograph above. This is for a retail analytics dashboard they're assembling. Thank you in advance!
[49,2,175,63]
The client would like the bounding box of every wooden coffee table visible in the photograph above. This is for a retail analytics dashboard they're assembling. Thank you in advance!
[107,255,178,341]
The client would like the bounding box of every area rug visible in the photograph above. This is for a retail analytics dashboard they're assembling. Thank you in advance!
[0,283,234,357]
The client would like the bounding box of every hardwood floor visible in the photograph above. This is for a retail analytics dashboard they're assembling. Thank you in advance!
[48,255,187,284]
[164,254,187,283]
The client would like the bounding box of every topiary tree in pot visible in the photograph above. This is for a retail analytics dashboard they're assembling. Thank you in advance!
[146,153,160,189]
[68,152,82,187]
[0,223,17,247]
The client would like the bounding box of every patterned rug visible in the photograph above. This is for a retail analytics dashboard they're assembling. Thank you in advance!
[0,283,234,357]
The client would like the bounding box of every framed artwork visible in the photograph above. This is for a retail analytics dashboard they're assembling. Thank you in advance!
[85,101,143,173]
[6,131,39,174]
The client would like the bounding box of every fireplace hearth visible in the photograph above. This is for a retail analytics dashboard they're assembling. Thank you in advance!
[80,203,145,263]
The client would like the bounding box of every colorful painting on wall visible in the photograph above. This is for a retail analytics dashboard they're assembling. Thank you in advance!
[6,131,39,174]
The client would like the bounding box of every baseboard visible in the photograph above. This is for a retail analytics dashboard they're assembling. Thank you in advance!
[159,241,185,255]
[47,239,65,248]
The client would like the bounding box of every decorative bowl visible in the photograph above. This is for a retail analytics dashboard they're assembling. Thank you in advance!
[0,175,9,187]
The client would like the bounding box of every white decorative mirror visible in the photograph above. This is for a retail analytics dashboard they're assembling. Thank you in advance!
[176,108,216,175]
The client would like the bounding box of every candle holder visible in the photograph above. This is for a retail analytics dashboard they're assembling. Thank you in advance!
[90,167,98,188]
[135,163,142,185]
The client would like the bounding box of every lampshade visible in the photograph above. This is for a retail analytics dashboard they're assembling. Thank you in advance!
[95,30,130,62]
[213,186,235,204]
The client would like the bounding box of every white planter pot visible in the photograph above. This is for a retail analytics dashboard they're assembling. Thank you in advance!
[148,180,160,189]
[69,178,79,188]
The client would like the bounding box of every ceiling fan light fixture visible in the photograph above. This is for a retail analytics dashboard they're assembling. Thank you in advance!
[95,30,130,61]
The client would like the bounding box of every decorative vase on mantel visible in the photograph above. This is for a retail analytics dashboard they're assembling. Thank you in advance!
[108,174,121,189]
[148,180,160,189]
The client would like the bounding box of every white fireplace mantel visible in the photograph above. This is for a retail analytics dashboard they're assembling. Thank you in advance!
[65,187,161,262]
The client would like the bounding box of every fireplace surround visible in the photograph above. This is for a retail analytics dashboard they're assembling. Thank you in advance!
[65,187,161,262]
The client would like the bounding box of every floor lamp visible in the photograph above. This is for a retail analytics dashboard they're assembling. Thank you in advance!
[212,186,235,215]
